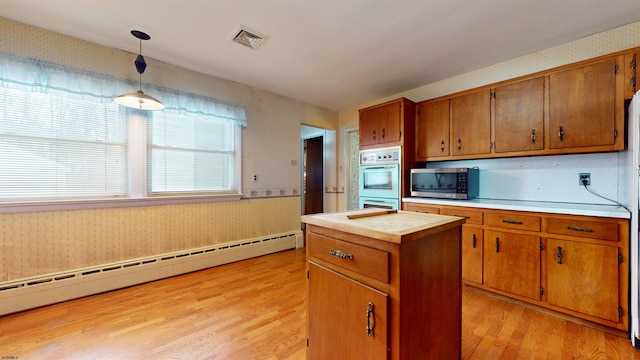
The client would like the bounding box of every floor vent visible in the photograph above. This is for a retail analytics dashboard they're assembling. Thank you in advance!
[0,230,302,316]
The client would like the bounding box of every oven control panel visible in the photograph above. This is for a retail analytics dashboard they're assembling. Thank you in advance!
[360,146,401,165]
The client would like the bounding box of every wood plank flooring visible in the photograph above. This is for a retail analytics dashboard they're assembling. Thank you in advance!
[1,248,639,359]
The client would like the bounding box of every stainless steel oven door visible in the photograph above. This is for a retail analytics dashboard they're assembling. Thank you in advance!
[359,197,399,210]
[359,163,400,199]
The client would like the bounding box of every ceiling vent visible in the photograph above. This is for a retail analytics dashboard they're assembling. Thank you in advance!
[232,25,267,50]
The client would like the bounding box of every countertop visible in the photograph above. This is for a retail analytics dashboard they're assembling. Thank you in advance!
[301,208,465,244]
[402,197,631,219]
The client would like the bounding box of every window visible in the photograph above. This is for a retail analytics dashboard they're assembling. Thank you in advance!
[148,111,239,195]
[0,52,246,204]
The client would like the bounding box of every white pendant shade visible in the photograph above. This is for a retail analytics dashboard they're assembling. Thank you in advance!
[115,90,164,110]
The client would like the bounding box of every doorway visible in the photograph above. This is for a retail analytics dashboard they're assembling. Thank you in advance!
[304,136,324,215]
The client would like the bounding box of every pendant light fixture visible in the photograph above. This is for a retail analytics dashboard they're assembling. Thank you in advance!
[115,30,164,110]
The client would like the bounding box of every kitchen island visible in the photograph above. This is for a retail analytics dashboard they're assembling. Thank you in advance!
[302,208,465,360]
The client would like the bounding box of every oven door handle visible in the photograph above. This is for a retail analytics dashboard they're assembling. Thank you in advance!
[362,166,396,170]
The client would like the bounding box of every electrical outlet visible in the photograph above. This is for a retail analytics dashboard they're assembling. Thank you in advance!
[252,174,259,183]
[579,173,591,186]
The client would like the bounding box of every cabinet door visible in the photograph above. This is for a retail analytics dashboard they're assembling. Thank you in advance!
[451,89,491,156]
[307,262,388,360]
[494,77,544,153]
[484,231,541,300]
[462,226,483,284]
[416,99,449,161]
[378,101,402,144]
[549,59,616,149]
[359,106,380,147]
[547,239,619,322]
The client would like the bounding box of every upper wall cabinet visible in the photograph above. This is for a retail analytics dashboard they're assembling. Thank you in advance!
[359,98,415,150]
[451,89,492,157]
[414,48,635,162]
[624,50,639,99]
[494,76,545,154]
[548,58,621,151]
[416,98,449,161]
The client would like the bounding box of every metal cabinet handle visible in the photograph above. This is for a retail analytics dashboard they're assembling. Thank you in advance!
[556,246,563,264]
[372,130,376,140]
[457,138,461,150]
[558,126,564,142]
[495,237,500,253]
[381,128,385,139]
[531,129,536,144]
[329,249,354,260]
[472,234,477,249]
[440,140,445,152]
[502,219,523,225]
[366,302,375,337]
[567,226,595,233]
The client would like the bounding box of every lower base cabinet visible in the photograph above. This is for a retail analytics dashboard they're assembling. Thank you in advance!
[402,202,629,332]
[307,262,388,360]
[546,238,619,322]
[484,230,541,301]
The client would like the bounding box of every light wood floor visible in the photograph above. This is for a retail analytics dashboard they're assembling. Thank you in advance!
[1,248,639,359]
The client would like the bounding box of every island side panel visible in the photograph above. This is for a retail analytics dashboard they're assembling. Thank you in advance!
[398,225,462,360]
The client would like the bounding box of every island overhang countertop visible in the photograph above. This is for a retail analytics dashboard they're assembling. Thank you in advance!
[301,208,465,244]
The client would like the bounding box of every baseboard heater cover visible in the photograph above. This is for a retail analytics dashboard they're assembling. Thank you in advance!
[0,230,302,316]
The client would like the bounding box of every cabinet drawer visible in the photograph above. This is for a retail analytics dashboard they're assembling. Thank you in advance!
[440,208,483,225]
[403,203,439,214]
[307,233,389,283]
[546,218,618,242]
[487,213,541,232]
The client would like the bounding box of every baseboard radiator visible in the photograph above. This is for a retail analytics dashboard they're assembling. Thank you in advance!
[0,230,303,316]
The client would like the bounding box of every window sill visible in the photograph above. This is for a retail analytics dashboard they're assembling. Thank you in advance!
[0,194,243,214]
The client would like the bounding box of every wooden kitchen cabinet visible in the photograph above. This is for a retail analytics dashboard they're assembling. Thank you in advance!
[303,209,464,359]
[493,76,545,154]
[440,207,484,284]
[415,98,449,161]
[402,202,439,214]
[484,230,541,300]
[307,262,388,360]
[450,89,491,157]
[402,202,630,332]
[624,50,638,99]
[546,238,619,322]
[548,57,623,151]
[359,98,415,149]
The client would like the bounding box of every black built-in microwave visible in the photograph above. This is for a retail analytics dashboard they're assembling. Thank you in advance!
[410,168,479,199]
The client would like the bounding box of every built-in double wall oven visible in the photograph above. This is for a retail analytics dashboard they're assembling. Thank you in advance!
[359,146,401,210]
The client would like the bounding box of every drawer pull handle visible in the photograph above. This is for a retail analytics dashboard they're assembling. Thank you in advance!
[366,302,375,338]
[329,249,354,260]
[472,234,477,249]
[567,226,594,233]
[557,246,563,264]
[495,237,500,253]
[454,214,471,219]
[502,219,523,225]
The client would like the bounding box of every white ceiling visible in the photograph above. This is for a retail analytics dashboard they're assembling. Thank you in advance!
[1,0,639,111]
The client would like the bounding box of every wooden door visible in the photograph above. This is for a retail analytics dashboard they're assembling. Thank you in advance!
[307,262,388,360]
[416,99,449,161]
[451,89,491,156]
[549,59,617,149]
[461,226,483,284]
[484,230,541,300]
[546,238,619,322]
[378,101,402,144]
[494,77,544,153]
[359,106,380,147]
[304,136,324,215]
